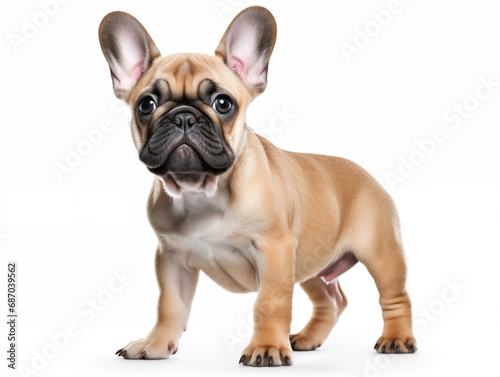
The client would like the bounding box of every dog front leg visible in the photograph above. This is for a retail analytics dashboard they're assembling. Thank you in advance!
[240,234,295,367]
[116,245,199,359]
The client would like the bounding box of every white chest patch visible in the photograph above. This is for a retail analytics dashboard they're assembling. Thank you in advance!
[162,192,261,292]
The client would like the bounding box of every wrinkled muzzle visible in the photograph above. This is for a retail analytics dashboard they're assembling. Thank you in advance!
[139,105,235,176]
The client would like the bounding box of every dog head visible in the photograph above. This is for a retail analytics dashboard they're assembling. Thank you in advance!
[98,7,277,197]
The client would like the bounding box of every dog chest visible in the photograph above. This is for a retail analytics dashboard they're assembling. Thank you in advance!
[162,215,261,293]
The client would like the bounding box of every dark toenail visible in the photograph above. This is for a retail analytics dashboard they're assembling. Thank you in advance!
[390,342,395,351]
[118,350,127,357]
[269,357,273,366]
[257,355,261,365]
[115,348,123,355]
[239,355,245,364]
[168,342,174,352]
[139,351,146,359]
[382,345,386,353]
[284,356,291,365]
[374,343,379,350]
[396,346,401,353]
[410,345,415,353]
[264,350,268,359]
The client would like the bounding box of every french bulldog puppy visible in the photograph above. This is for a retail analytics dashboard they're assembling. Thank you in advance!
[99,6,417,367]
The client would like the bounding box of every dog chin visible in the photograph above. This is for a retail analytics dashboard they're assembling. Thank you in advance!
[160,173,219,198]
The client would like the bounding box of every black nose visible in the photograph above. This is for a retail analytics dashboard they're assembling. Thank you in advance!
[173,112,196,130]
[166,105,205,134]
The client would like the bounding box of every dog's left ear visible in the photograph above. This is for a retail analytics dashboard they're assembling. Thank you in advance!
[216,6,277,95]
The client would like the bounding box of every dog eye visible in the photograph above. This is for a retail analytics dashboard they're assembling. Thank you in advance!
[138,96,157,115]
[212,95,233,114]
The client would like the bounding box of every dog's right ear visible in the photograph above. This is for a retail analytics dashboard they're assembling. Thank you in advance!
[99,12,160,101]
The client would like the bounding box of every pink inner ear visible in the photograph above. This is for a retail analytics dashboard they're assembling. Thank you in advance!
[131,61,143,81]
[112,60,143,94]
[228,53,266,87]
[111,29,147,93]
[230,57,245,79]
[226,24,267,88]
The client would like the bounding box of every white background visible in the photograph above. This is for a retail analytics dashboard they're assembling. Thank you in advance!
[1,0,499,376]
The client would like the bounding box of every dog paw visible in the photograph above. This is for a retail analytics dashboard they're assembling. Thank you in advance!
[239,344,293,367]
[115,337,179,360]
[289,333,323,351]
[374,335,417,354]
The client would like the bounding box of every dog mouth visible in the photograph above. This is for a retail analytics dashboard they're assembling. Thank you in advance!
[161,172,219,197]
[152,144,221,196]
[139,106,235,181]
[138,106,236,196]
